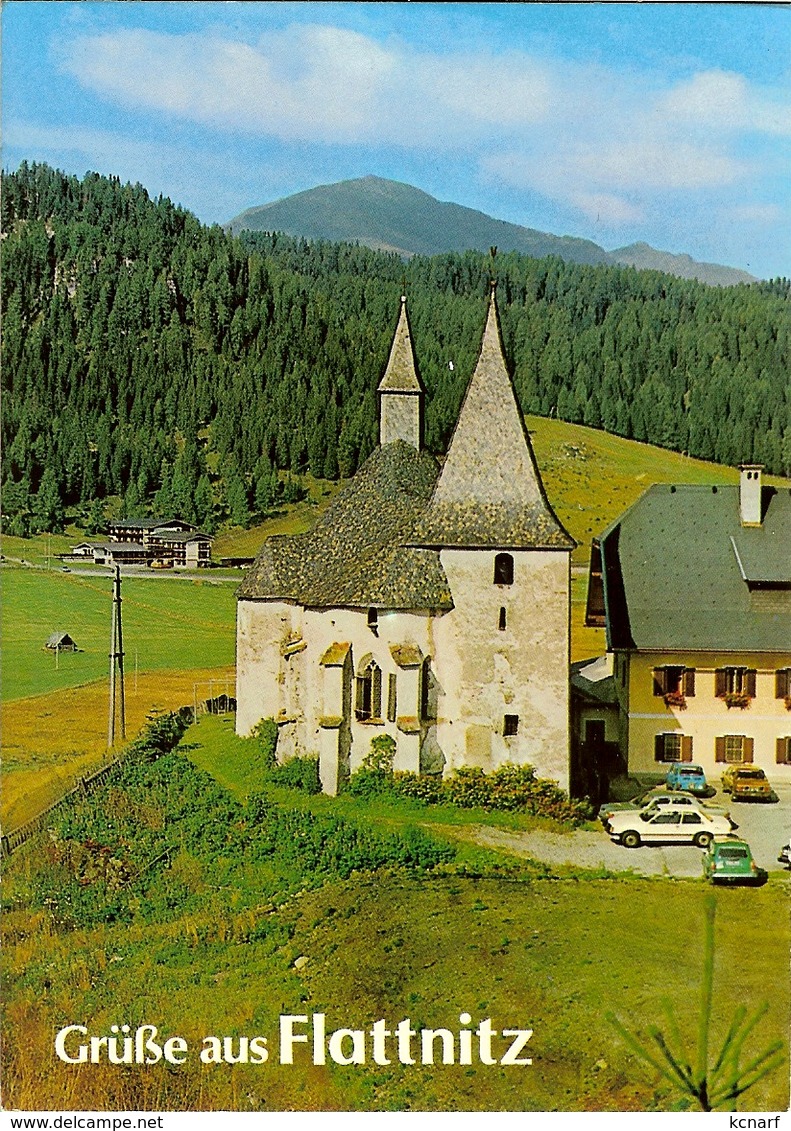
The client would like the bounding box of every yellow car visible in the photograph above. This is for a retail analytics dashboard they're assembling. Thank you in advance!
[720,764,773,802]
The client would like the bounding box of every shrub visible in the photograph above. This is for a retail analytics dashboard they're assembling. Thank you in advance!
[268,755,321,794]
[252,718,278,771]
[346,733,397,797]
[391,771,444,805]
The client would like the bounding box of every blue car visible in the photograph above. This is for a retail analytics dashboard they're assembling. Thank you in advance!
[666,763,709,795]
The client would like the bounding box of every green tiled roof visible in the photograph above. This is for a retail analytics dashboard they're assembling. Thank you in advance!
[412,288,574,551]
[599,484,791,652]
[237,441,453,610]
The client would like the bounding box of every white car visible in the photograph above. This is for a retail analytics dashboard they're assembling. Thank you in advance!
[600,793,719,825]
[607,806,736,848]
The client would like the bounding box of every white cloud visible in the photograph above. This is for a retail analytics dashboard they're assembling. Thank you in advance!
[724,202,783,225]
[54,23,786,231]
[568,192,645,226]
[661,69,791,137]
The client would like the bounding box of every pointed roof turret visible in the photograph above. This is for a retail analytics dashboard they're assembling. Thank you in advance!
[378,295,424,449]
[412,283,574,549]
[378,295,424,395]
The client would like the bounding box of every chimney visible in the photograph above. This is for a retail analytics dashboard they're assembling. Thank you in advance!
[739,464,763,526]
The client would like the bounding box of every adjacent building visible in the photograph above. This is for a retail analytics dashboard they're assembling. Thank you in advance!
[236,287,575,794]
[68,518,212,568]
[584,468,791,780]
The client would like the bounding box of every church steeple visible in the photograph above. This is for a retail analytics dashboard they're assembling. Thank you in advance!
[413,282,574,549]
[378,295,424,449]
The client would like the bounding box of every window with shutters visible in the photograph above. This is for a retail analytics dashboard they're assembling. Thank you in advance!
[777,736,791,765]
[715,667,756,696]
[494,553,514,586]
[653,666,695,706]
[775,668,791,702]
[715,734,753,763]
[654,733,692,762]
[355,658,382,722]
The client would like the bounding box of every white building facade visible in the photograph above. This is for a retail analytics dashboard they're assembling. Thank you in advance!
[236,288,574,793]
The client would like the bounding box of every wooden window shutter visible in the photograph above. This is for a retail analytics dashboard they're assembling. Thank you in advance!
[745,670,757,698]
[715,736,726,763]
[776,737,790,765]
[742,736,754,763]
[653,669,666,696]
[683,668,696,697]
[715,669,726,697]
[776,669,790,698]
[681,736,693,762]
[654,734,665,762]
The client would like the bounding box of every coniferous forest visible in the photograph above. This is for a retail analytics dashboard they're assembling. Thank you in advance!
[2,162,789,536]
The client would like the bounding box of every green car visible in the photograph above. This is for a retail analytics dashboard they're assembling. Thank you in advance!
[702,837,767,885]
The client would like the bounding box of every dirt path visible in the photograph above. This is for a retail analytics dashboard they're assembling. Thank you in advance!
[440,822,709,878]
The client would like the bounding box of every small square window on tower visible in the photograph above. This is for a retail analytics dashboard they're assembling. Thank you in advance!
[494,553,514,585]
[503,714,519,737]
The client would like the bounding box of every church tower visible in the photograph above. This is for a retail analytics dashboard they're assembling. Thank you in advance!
[377,296,424,449]
[414,282,575,788]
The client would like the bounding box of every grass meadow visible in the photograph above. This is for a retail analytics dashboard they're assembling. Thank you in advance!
[1,566,237,829]
[2,715,788,1113]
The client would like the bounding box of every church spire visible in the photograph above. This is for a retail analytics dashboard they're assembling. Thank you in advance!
[377,295,424,449]
[413,283,574,549]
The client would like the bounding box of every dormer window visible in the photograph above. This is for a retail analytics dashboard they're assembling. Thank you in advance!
[494,553,514,586]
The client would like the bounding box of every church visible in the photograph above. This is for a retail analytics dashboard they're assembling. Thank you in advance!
[236,284,575,794]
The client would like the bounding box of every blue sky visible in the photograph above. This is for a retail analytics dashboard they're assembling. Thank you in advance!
[3,2,789,277]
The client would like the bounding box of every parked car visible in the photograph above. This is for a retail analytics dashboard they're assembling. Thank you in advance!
[600,793,722,826]
[720,764,774,802]
[703,837,767,885]
[778,840,791,869]
[607,806,736,848]
[666,763,708,795]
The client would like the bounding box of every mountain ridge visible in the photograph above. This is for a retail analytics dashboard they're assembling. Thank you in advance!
[227,175,757,286]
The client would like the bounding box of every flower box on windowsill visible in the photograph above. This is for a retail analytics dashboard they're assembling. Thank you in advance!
[785,695,791,711]
[723,692,751,710]
[663,690,687,710]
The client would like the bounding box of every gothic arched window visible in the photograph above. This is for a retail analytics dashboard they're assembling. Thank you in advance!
[355,656,382,721]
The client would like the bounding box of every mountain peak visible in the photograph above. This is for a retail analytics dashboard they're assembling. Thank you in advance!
[227,179,757,284]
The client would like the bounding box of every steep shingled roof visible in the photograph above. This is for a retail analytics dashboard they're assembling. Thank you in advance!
[597,484,791,652]
[411,285,574,550]
[237,441,452,609]
[377,296,424,394]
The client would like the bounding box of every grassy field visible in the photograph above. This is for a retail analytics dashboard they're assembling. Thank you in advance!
[1,564,238,829]
[3,720,788,1113]
[1,668,235,831]
[1,567,237,702]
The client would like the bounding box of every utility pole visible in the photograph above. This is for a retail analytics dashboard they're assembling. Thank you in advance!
[107,566,126,749]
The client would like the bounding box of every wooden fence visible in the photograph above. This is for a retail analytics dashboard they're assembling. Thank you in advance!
[1,707,195,859]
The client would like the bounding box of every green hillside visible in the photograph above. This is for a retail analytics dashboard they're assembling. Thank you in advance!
[216,414,791,565]
[4,163,789,548]
[3,718,788,1112]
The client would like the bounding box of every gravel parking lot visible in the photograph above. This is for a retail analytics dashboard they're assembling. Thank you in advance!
[460,779,791,879]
